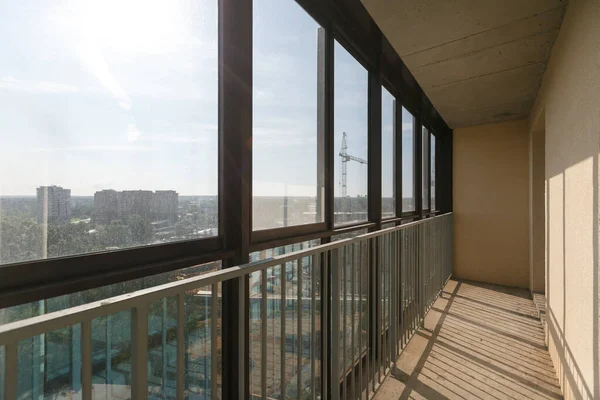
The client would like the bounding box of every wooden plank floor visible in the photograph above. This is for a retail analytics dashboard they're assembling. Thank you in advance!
[375,279,562,400]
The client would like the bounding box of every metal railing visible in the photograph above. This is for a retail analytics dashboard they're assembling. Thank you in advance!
[0,213,453,400]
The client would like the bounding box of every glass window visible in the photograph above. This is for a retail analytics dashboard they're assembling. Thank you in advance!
[402,108,415,212]
[422,127,430,211]
[331,228,369,242]
[248,240,321,399]
[0,260,221,398]
[334,42,368,226]
[0,1,218,266]
[252,1,323,230]
[381,87,395,219]
[431,134,436,211]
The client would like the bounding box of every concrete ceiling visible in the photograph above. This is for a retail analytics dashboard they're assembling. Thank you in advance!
[361,0,567,128]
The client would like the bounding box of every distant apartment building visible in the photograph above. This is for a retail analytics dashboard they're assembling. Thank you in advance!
[153,190,179,221]
[94,190,178,224]
[93,190,119,224]
[36,185,71,224]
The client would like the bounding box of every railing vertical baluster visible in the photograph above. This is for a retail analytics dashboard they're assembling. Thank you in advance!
[407,229,411,339]
[106,314,112,388]
[383,235,387,374]
[358,241,364,400]
[425,223,428,309]
[421,225,424,314]
[297,258,303,400]
[176,293,185,400]
[281,263,287,400]
[390,232,397,365]
[368,238,372,393]
[399,230,404,350]
[419,224,423,325]
[261,270,268,400]
[398,230,402,352]
[211,283,218,399]
[311,254,318,400]
[82,320,92,400]
[412,227,416,335]
[131,304,149,400]
[418,224,421,325]
[377,236,382,385]
[205,289,210,396]
[425,223,428,308]
[384,234,389,372]
[322,252,329,400]
[407,228,412,338]
[161,298,168,398]
[342,247,347,399]
[390,233,393,358]
[351,244,356,400]
[3,341,17,400]
[330,248,340,400]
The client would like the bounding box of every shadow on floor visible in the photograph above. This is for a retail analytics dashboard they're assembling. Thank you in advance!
[374,279,563,400]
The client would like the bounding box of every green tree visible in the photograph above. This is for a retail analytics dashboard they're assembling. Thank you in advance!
[126,214,153,244]
[99,221,131,248]
[0,213,42,264]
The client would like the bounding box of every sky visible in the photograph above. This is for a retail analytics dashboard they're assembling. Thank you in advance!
[0,0,416,198]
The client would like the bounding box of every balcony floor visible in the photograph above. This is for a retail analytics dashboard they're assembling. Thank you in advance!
[375,279,562,400]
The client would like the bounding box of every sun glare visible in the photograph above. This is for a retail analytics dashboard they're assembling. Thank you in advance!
[73,0,188,54]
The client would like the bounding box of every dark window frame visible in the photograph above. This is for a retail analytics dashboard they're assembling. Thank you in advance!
[421,125,431,213]
[430,129,437,212]
[0,0,452,312]
[380,82,398,221]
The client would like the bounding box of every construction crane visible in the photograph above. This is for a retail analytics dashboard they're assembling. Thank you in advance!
[339,132,367,197]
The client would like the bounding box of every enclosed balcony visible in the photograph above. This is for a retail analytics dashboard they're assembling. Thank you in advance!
[0,0,598,399]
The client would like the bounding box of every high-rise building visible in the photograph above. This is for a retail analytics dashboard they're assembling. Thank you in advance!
[153,190,179,221]
[93,190,119,224]
[119,190,154,220]
[36,186,71,224]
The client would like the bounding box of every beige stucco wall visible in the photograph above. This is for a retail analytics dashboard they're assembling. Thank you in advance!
[529,0,600,398]
[530,113,546,294]
[453,120,530,288]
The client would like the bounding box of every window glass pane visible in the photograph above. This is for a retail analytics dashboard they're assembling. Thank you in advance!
[248,240,321,400]
[0,261,220,398]
[431,134,436,211]
[253,1,323,230]
[422,127,430,210]
[0,1,218,266]
[402,108,415,212]
[331,229,368,242]
[334,42,368,226]
[381,87,395,219]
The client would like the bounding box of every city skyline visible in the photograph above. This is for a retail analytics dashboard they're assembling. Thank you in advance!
[0,185,416,198]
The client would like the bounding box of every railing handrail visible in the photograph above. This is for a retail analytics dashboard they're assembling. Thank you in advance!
[0,212,452,345]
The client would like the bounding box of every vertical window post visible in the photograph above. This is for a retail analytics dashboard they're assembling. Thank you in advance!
[414,115,423,217]
[220,0,252,398]
[368,53,382,231]
[427,130,432,213]
[394,99,402,220]
[318,27,334,234]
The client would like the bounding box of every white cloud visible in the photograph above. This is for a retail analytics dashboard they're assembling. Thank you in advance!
[0,76,82,94]
[28,145,152,153]
[127,124,141,142]
[80,45,132,111]
[140,134,211,144]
